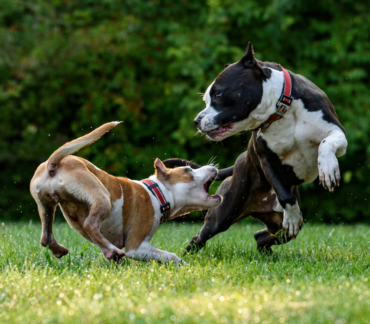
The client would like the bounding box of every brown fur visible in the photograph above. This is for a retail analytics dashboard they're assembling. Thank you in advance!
[119,178,154,251]
[31,122,219,264]
[47,122,119,169]
[30,122,157,262]
[31,154,156,261]
[155,161,194,184]
[167,169,194,184]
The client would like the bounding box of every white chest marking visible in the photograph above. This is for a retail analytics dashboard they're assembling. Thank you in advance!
[100,186,124,245]
[261,100,343,183]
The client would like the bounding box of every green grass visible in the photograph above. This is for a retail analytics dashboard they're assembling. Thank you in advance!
[1,220,370,324]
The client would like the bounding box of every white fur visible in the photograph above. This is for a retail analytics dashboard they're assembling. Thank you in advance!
[199,107,220,132]
[127,181,174,265]
[128,180,183,264]
[199,68,348,186]
[198,68,347,236]
[261,100,347,185]
[125,241,183,265]
[199,81,220,131]
[100,185,124,246]
[126,166,219,265]
[203,80,215,107]
[172,166,219,213]
[197,72,282,138]
[259,69,346,233]
[318,129,347,191]
[282,202,303,236]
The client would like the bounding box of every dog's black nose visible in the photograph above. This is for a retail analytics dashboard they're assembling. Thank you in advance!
[194,116,201,128]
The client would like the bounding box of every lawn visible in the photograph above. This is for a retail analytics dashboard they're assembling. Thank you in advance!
[1,219,370,324]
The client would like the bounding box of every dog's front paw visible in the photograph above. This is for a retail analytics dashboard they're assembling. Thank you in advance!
[318,155,340,192]
[282,204,303,237]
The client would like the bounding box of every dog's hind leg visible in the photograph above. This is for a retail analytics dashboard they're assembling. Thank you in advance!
[37,202,69,258]
[185,176,238,253]
[185,150,257,253]
[83,200,125,262]
[61,167,125,262]
[31,164,69,258]
[185,160,255,253]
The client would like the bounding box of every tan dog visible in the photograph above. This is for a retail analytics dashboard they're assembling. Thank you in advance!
[30,122,221,264]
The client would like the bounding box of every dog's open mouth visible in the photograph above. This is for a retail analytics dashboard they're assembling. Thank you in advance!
[203,176,221,201]
[207,124,234,138]
[204,176,215,193]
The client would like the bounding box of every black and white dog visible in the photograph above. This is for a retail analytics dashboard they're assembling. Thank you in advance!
[165,42,347,252]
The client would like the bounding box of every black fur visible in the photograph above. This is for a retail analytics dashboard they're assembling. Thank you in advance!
[174,42,344,253]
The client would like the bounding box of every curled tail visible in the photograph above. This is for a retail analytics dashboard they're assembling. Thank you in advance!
[47,121,121,176]
[163,158,234,181]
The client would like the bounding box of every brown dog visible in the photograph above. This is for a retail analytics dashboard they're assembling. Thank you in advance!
[30,122,222,263]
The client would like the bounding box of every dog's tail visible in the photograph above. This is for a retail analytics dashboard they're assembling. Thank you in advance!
[164,158,234,181]
[47,121,121,176]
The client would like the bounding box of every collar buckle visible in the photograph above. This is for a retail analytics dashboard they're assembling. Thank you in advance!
[273,111,285,119]
[160,202,170,214]
[160,202,171,224]
[276,93,294,109]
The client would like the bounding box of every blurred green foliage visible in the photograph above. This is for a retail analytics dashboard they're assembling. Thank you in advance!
[0,0,369,223]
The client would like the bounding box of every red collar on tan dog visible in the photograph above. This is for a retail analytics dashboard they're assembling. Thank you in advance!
[254,66,294,137]
[141,179,171,224]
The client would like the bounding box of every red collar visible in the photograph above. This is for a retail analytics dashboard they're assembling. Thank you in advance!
[141,179,171,224]
[254,66,294,137]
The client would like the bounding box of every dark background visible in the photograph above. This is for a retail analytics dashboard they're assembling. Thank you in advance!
[0,0,369,223]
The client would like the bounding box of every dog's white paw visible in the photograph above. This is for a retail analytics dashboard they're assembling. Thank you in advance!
[282,203,303,237]
[318,155,340,192]
[172,256,186,267]
[176,259,187,267]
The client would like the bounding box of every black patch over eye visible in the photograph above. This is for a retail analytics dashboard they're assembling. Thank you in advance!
[215,92,222,100]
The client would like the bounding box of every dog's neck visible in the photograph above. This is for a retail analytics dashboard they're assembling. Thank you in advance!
[147,175,187,219]
[248,68,296,130]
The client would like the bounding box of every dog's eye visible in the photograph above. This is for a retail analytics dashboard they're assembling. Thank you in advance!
[185,167,192,172]
[215,92,222,100]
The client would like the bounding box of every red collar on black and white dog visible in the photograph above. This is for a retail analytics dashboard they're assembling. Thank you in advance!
[255,66,294,137]
[141,179,171,224]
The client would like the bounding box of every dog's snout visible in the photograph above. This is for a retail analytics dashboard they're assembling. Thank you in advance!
[194,116,201,128]
[207,165,218,175]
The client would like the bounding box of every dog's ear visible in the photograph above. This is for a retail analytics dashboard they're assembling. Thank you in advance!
[240,42,271,79]
[260,66,271,79]
[154,158,167,180]
[240,42,256,68]
[224,63,231,69]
